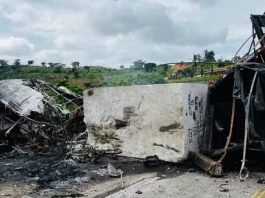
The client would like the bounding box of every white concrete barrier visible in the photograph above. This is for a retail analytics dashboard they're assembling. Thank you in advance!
[83,83,208,162]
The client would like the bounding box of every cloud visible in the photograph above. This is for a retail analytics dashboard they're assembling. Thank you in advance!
[54,37,78,50]
[0,0,265,67]
[0,37,34,56]
[33,49,88,65]
[227,23,252,41]
[188,0,219,7]
[86,0,227,46]
[2,0,227,47]
[33,49,63,62]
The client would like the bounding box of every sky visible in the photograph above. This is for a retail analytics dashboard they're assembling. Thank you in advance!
[0,0,264,68]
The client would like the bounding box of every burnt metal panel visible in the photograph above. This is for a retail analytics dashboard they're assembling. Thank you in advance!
[190,151,223,176]
[251,14,265,46]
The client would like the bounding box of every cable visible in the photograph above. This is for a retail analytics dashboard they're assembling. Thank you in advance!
[239,71,258,181]
[216,98,236,165]
[233,34,254,62]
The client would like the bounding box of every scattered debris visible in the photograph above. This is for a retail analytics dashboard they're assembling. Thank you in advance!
[55,170,62,176]
[51,193,84,198]
[190,152,223,176]
[4,163,14,166]
[108,163,121,177]
[143,155,161,168]
[193,13,265,180]
[67,144,122,164]
[153,143,180,153]
[219,183,229,192]
[257,178,265,184]
[119,169,124,188]
[135,190,142,194]
[0,79,84,156]
[0,13,265,198]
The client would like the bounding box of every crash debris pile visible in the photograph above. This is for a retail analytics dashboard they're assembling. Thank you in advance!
[0,79,85,155]
[193,13,265,179]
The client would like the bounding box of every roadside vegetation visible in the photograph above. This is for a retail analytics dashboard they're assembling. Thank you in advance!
[0,50,235,94]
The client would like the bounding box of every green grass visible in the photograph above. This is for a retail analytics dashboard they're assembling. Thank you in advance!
[0,65,223,94]
[168,75,221,83]
[0,65,168,94]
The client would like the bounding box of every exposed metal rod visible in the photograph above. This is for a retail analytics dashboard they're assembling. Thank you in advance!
[234,34,254,63]
[2,115,32,134]
[216,97,236,165]
[239,71,258,181]
[5,117,22,136]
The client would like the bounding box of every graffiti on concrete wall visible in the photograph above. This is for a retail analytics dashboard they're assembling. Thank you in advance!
[187,92,204,147]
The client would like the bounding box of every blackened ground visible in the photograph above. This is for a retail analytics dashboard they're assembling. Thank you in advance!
[2,152,265,198]
[0,153,196,197]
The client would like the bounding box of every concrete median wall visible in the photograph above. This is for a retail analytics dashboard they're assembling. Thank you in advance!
[83,83,208,162]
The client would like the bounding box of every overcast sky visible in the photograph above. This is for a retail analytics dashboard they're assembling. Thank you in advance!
[0,0,264,67]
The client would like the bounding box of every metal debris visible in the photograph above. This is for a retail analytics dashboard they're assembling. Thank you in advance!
[135,190,143,194]
[257,178,265,184]
[190,152,223,176]
[0,78,84,155]
[219,183,229,192]
[143,155,161,168]
[107,163,121,177]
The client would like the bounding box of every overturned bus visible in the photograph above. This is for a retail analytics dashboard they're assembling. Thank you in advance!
[202,13,265,179]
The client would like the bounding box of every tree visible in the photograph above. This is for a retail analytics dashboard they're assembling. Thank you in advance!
[131,59,145,69]
[28,60,34,66]
[48,62,54,67]
[120,65,124,69]
[203,50,216,75]
[54,63,65,73]
[73,71,80,78]
[192,54,198,76]
[194,54,202,76]
[144,62,156,73]
[41,62,46,67]
[0,59,8,66]
[84,66,90,72]
[53,63,61,67]
[217,58,223,67]
[197,54,202,62]
[71,61,80,71]
[182,67,193,78]
[162,64,169,72]
[54,63,61,73]
[204,50,215,62]
[14,59,20,67]
[71,61,80,78]
[180,61,184,66]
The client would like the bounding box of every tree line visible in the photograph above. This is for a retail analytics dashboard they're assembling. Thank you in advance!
[0,49,236,78]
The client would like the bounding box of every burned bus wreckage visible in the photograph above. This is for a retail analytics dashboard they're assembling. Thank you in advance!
[1,13,265,181]
[198,14,265,179]
[0,79,85,155]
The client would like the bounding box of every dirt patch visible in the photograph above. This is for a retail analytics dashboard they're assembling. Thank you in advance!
[87,89,94,96]
[123,106,136,120]
[114,119,128,129]
[87,124,123,148]
[159,122,182,132]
